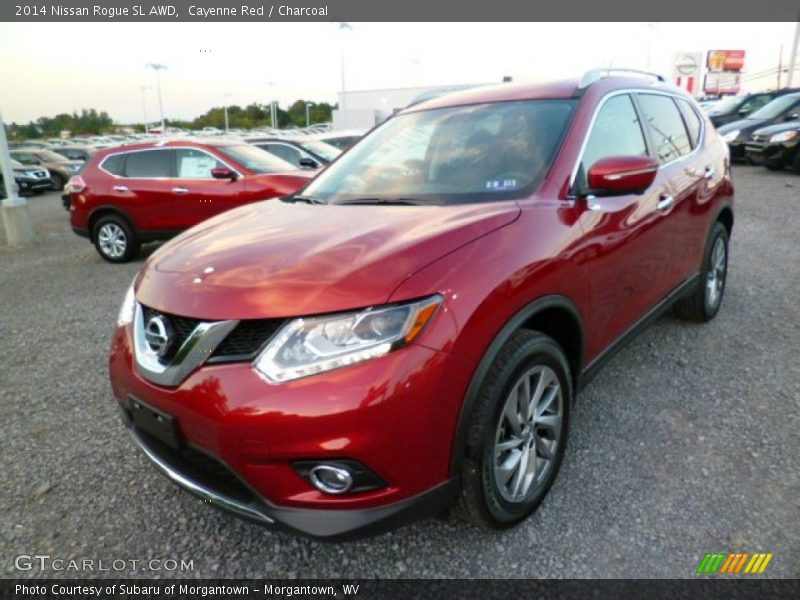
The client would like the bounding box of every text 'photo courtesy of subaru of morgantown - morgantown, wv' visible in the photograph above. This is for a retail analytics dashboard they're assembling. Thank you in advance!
[105,69,735,539]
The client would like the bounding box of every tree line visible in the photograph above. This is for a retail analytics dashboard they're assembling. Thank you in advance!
[7,100,335,140]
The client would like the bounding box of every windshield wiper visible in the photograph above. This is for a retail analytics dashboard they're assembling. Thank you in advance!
[280,194,326,204]
[336,197,424,206]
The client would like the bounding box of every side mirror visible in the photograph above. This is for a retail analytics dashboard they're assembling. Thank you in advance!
[586,156,659,196]
[787,112,800,121]
[211,167,237,181]
[738,107,750,115]
[298,157,318,169]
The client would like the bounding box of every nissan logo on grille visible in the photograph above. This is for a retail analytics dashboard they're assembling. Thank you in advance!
[144,315,173,358]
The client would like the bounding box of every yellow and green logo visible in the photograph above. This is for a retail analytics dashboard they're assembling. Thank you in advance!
[696,552,773,575]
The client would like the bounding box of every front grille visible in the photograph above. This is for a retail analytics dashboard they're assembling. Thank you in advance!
[210,319,285,362]
[140,304,284,364]
[141,306,201,358]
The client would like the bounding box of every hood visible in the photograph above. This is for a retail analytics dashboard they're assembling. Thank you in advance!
[136,199,520,319]
[46,160,83,169]
[247,170,316,195]
[717,118,768,135]
[752,121,800,136]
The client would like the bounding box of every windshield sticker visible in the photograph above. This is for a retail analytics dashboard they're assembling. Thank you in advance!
[485,178,519,191]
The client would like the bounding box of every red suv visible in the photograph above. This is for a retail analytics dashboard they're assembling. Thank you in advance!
[68,139,314,262]
[109,70,734,539]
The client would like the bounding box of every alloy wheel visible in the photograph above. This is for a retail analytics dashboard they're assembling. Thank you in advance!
[97,223,127,259]
[493,365,563,503]
[705,237,726,309]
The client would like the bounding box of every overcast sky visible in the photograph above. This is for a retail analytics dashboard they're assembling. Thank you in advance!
[0,22,794,124]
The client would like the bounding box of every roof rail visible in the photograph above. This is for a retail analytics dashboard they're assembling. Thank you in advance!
[579,68,667,89]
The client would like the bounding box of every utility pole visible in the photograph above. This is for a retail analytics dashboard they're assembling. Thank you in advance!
[778,45,783,89]
[787,21,800,88]
[1,112,35,246]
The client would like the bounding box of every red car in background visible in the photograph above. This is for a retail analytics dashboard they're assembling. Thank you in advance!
[68,139,314,262]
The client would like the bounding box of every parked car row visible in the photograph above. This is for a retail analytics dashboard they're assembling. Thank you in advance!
[706,89,800,174]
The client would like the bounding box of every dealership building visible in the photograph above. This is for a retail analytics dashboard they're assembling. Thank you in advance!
[331,83,493,130]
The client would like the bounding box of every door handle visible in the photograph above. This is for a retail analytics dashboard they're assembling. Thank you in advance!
[112,185,129,192]
[172,187,189,194]
[703,166,716,180]
[656,194,674,211]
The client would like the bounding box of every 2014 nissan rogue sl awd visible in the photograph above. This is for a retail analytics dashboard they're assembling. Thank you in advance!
[109,70,734,539]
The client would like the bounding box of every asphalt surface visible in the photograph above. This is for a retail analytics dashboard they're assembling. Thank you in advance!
[1,165,798,579]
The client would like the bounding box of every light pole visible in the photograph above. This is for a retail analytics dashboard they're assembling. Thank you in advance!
[305,101,315,127]
[145,63,168,135]
[224,93,233,132]
[1,111,35,245]
[140,85,151,134]
[265,81,276,130]
[338,22,352,129]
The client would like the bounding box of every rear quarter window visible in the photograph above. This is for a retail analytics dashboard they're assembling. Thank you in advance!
[100,153,125,176]
[677,99,703,148]
[123,149,173,178]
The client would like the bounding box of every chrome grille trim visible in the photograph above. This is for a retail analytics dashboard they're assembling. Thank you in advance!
[133,303,238,387]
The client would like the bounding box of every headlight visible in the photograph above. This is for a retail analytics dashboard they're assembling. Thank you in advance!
[254,295,442,383]
[770,130,798,143]
[117,278,136,326]
[722,129,740,143]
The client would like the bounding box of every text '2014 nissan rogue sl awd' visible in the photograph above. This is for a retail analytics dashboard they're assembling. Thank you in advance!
[109,69,734,539]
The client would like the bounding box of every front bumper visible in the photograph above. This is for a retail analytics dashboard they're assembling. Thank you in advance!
[109,323,473,538]
[744,139,798,167]
[16,178,52,194]
[727,141,746,160]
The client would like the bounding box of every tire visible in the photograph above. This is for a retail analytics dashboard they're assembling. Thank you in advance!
[50,173,65,191]
[764,161,783,171]
[673,222,729,322]
[93,215,140,263]
[454,330,571,529]
[792,151,800,176]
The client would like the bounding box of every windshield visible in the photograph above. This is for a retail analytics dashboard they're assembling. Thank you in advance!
[709,96,744,115]
[217,144,299,174]
[298,140,341,162]
[11,159,23,168]
[302,99,576,204]
[749,95,800,120]
[39,150,70,162]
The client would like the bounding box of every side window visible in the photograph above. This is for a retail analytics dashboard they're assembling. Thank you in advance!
[176,149,224,179]
[638,94,692,164]
[749,94,772,112]
[677,99,702,148]
[264,143,303,166]
[101,153,125,176]
[580,94,648,177]
[123,149,173,178]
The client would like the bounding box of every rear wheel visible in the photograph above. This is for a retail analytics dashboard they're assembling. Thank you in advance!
[93,215,140,263]
[673,222,729,322]
[455,331,571,529]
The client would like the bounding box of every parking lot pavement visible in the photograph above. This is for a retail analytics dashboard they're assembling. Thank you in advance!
[1,165,798,579]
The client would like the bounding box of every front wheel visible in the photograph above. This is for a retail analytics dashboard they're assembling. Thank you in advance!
[673,222,729,322]
[50,173,64,191]
[455,330,571,529]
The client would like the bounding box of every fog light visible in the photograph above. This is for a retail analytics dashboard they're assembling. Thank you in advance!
[309,465,353,494]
